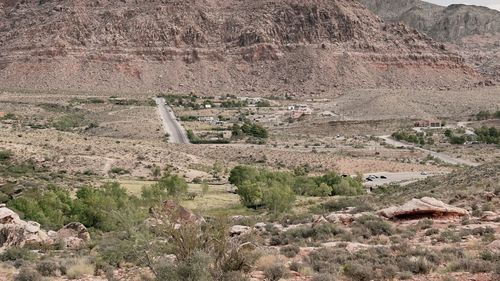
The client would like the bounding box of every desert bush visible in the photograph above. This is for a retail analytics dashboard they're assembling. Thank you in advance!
[312,273,337,281]
[156,251,213,281]
[50,114,84,131]
[0,247,37,262]
[416,219,433,230]
[343,263,373,281]
[308,248,349,273]
[221,271,250,281]
[396,256,435,274]
[36,260,62,276]
[263,262,289,281]
[398,271,414,280]
[438,230,461,243]
[424,228,439,236]
[313,197,373,214]
[64,258,94,279]
[280,244,300,258]
[0,149,12,161]
[448,258,493,273]
[279,224,344,245]
[14,267,43,281]
[109,167,129,175]
[440,247,465,261]
[352,215,394,238]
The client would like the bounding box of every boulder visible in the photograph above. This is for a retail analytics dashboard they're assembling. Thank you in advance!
[0,207,51,248]
[254,222,267,232]
[153,200,204,224]
[312,215,328,225]
[230,225,251,236]
[378,197,468,220]
[488,240,500,254]
[53,222,91,250]
[480,211,500,222]
[325,213,363,224]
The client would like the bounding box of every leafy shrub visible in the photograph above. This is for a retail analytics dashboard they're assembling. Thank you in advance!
[392,131,427,145]
[475,126,499,144]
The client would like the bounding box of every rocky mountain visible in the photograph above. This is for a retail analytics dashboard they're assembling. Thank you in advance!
[359,0,500,79]
[0,0,478,95]
[359,0,500,42]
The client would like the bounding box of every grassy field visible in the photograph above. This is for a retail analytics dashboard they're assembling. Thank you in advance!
[118,180,257,217]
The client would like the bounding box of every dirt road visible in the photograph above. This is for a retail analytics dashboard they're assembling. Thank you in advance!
[380,136,479,167]
[154,97,190,144]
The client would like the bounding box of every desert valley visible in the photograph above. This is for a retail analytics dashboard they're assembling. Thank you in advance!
[0,0,499,281]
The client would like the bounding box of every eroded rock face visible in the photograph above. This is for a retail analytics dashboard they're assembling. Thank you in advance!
[378,197,469,220]
[0,207,51,248]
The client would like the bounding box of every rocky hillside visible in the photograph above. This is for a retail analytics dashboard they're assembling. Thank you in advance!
[359,0,500,79]
[0,0,478,95]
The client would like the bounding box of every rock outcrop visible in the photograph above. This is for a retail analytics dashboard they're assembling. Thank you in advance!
[158,200,203,224]
[0,206,91,250]
[0,206,51,248]
[378,197,469,219]
[50,222,91,250]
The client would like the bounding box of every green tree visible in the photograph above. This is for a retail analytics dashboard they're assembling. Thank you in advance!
[262,182,295,214]
[156,174,189,198]
[236,181,264,208]
[228,166,259,186]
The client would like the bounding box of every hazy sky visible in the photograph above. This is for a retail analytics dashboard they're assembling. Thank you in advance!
[424,0,500,11]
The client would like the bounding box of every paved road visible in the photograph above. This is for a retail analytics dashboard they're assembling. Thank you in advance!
[380,135,479,167]
[154,97,190,144]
